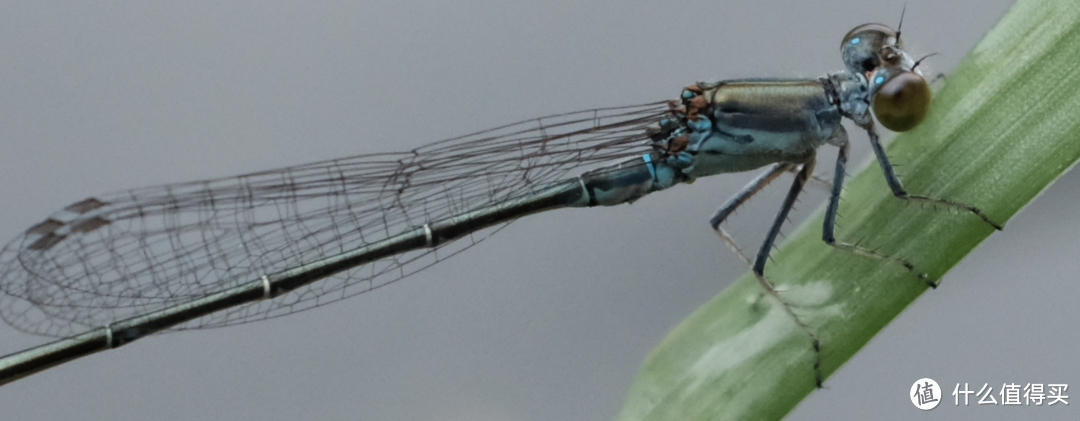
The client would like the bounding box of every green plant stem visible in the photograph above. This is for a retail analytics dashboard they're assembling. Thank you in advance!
[616,1,1080,419]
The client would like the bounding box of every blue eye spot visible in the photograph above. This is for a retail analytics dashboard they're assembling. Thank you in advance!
[875,76,885,84]
[850,37,861,45]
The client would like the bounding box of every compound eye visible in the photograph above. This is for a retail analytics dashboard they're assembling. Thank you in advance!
[841,23,899,75]
[871,71,931,132]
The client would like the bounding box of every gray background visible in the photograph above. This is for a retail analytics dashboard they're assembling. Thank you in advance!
[2,1,1074,420]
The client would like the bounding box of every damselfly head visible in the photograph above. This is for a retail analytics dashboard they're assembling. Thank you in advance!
[842,23,931,132]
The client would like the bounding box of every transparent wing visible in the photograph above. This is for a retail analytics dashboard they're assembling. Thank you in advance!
[0,102,671,337]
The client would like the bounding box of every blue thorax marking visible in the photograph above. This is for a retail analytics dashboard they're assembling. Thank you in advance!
[642,153,658,183]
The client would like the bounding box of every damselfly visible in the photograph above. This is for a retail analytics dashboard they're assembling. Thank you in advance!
[0,19,1000,389]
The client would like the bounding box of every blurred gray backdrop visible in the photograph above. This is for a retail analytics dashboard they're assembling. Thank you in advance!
[3,1,1074,420]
